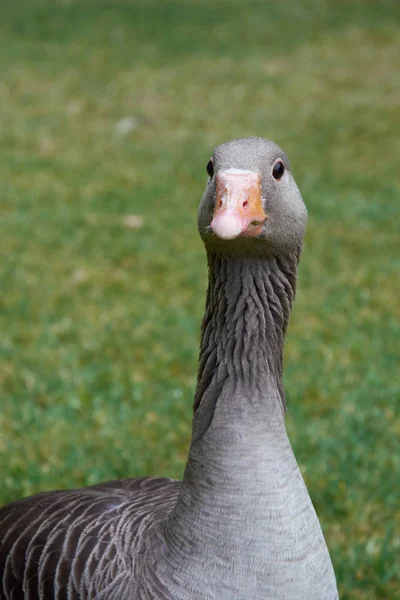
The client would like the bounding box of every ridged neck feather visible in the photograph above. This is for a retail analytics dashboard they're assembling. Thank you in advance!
[192,250,300,439]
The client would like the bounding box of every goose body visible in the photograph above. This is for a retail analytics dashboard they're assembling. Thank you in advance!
[0,137,339,599]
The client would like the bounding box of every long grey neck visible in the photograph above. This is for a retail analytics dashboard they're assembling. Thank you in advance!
[192,251,299,439]
[150,249,338,599]
[166,250,302,524]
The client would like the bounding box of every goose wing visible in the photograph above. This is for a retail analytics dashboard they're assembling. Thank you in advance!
[0,477,181,600]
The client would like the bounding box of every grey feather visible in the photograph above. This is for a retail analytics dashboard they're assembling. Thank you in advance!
[0,137,339,599]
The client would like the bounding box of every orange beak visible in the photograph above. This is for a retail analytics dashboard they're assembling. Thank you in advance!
[210,170,268,240]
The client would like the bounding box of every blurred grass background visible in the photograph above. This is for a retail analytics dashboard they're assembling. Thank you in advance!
[0,0,399,597]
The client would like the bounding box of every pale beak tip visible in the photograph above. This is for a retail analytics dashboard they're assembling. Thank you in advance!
[210,213,243,240]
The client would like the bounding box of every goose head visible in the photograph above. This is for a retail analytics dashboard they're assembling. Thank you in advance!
[198,137,307,257]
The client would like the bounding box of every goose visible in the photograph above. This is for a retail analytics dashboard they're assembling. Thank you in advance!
[0,137,339,599]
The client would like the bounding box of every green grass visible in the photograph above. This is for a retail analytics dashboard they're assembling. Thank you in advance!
[0,0,399,597]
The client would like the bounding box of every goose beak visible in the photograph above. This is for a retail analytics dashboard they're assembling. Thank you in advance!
[210,170,268,240]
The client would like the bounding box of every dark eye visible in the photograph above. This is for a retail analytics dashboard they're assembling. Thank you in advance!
[272,160,285,180]
[206,159,214,178]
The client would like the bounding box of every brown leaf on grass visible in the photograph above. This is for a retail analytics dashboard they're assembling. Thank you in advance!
[122,214,144,229]
[39,136,55,155]
[72,268,87,283]
[114,117,138,136]
[66,100,84,116]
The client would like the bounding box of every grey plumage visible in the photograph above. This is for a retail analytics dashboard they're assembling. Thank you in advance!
[0,137,339,599]
[0,478,181,599]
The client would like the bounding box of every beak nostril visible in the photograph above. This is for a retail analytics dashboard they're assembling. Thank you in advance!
[219,200,223,208]
[243,200,249,210]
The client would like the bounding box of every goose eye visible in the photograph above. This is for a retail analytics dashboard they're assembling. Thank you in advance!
[272,160,285,180]
[206,159,214,178]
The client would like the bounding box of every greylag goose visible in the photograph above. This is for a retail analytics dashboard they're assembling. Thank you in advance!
[0,137,339,599]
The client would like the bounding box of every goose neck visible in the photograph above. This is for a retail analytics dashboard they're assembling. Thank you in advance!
[192,251,299,439]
